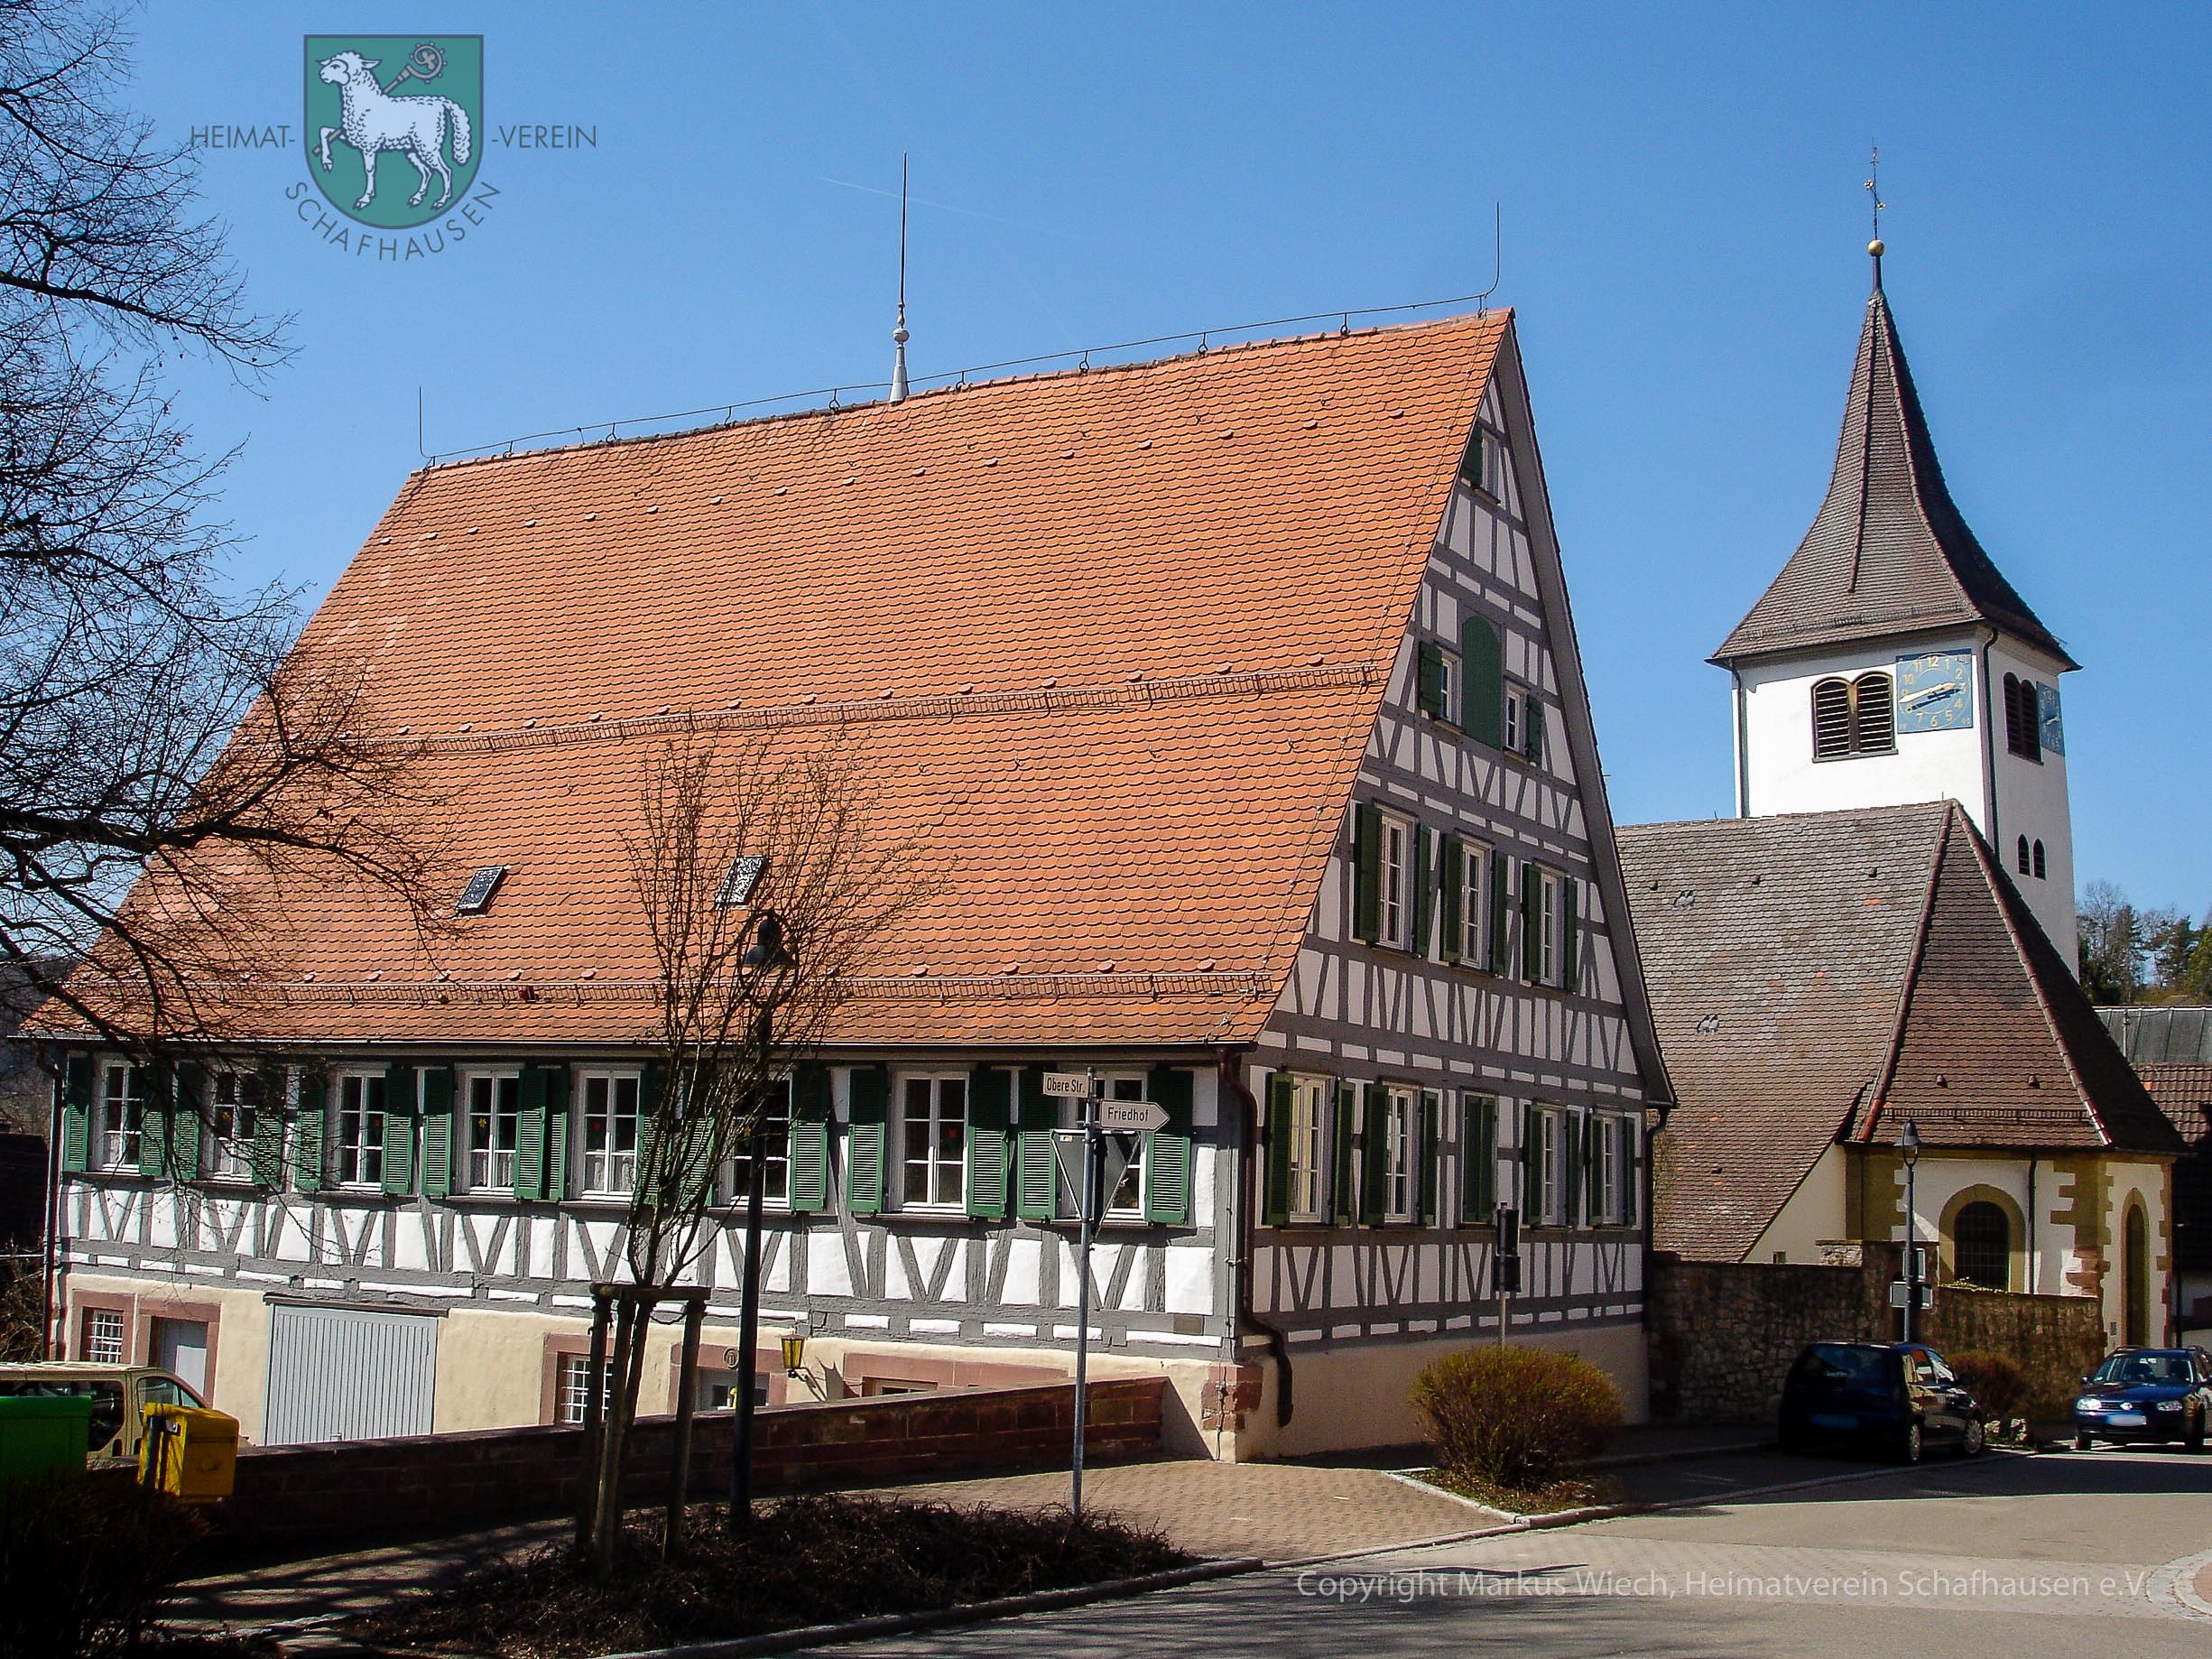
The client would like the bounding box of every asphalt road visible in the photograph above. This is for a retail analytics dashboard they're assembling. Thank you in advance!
[817,1444,2212,1658]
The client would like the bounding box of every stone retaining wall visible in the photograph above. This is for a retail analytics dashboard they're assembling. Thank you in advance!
[199,1377,1163,1550]
[1649,1245,2106,1424]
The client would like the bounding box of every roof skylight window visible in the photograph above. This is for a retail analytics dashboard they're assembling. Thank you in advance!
[457,865,509,914]
[716,854,766,909]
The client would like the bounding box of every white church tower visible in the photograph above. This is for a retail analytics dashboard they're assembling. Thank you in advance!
[1712,245,2079,960]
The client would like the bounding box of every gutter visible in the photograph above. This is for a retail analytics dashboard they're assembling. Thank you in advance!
[1217,1047,1291,1428]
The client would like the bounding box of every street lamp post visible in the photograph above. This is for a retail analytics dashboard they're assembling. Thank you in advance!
[730,911,790,1533]
[1899,1118,1922,1345]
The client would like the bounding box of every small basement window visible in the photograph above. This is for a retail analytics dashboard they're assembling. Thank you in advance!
[457,865,509,915]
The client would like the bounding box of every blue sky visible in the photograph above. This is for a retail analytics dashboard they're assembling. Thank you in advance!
[136,2,2208,914]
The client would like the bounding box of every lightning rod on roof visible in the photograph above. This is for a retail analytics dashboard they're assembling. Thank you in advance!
[888,153,912,403]
[1475,203,1502,314]
[1865,141,1887,291]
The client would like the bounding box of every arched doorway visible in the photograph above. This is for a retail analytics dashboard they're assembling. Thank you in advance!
[1953,1201,2012,1289]
[2123,1201,2150,1348]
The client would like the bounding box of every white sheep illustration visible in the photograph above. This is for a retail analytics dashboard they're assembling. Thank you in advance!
[316,49,473,212]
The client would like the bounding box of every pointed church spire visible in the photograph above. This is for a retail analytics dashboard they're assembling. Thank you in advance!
[1712,253,2074,669]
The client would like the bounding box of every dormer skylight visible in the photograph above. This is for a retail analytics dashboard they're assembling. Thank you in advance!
[716,854,766,909]
[456,865,509,914]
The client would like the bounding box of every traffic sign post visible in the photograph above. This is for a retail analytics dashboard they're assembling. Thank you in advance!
[1494,1204,1521,1347]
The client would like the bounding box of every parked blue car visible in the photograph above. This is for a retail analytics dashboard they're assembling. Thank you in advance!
[2072,1348,2212,1452]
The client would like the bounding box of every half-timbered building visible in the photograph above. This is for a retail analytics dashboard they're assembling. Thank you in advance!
[40,310,1669,1457]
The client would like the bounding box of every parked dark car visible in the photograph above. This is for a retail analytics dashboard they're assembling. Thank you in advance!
[1778,1341,1986,1463]
[2072,1349,2212,1451]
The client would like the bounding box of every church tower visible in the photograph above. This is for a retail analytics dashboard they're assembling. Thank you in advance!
[1712,246,2079,960]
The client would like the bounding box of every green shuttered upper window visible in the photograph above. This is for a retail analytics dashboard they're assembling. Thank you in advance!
[335,1071,386,1189]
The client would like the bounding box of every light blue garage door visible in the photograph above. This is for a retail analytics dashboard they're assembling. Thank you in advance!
[264,1303,439,1445]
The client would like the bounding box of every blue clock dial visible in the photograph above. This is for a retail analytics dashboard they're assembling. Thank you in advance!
[1893,652,1975,733]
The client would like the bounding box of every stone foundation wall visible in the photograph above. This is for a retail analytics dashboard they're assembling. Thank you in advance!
[194,1377,1163,1551]
[1649,1245,2106,1424]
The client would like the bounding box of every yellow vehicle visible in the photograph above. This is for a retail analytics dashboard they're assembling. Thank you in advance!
[0,1362,211,1464]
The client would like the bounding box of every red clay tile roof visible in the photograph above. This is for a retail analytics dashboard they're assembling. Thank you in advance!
[1621,801,2177,1260]
[1713,280,2074,669]
[58,313,1512,1049]
[2135,1063,2212,1146]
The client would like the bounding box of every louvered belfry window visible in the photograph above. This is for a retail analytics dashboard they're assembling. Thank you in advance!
[2003,673,2042,762]
[1811,672,1896,760]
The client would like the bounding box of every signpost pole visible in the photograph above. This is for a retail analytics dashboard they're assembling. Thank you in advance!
[1070,1069,1101,1523]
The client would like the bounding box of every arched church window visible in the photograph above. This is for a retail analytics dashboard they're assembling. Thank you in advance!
[1811,673,1895,760]
[1953,1200,2012,1289]
[2032,839,2047,880]
[2017,836,2031,875]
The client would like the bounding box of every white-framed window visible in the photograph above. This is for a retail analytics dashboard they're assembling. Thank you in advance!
[1503,687,1525,755]
[1530,1107,1563,1225]
[97,1061,145,1171]
[1535,868,1562,987]
[1383,1085,1419,1223]
[206,1070,263,1182]
[1103,1073,1150,1215]
[334,1070,386,1189]
[899,1072,967,1209]
[722,1076,793,1206]
[557,1352,614,1425]
[1378,811,1413,950]
[83,1307,125,1365]
[578,1070,641,1196]
[1288,1077,1328,1222]
[1595,1113,1622,1224]
[1459,841,1490,966]
[1437,648,1461,723]
[465,1070,522,1191]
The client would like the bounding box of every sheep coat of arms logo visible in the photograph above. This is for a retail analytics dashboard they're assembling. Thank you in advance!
[303,35,483,228]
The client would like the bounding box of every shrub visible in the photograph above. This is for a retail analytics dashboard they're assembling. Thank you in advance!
[1411,1347,1623,1488]
[1947,1350,2028,1423]
[0,1472,203,1658]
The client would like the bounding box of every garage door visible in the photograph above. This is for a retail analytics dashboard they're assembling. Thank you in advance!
[264,1304,439,1445]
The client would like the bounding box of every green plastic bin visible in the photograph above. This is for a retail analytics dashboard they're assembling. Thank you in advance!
[0,1395,95,1486]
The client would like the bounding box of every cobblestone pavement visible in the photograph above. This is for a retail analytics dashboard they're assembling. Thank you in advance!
[822,1446,2212,1659]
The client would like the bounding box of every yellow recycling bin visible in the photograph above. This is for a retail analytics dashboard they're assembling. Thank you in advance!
[137,1403,238,1502]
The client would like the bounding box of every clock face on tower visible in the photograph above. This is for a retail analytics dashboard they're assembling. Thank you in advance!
[1893,651,1975,733]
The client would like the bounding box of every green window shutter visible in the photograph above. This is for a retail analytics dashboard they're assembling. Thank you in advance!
[513,1067,549,1201]
[1458,426,1485,487]
[1358,1084,1389,1227]
[1013,1065,1059,1220]
[966,1064,1012,1219]
[1352,802,1383,944]
[1522,863,1544,982]
[293,1073,326,1194]
[1517,1101,1534,1216]
[248,1065,288,1189]
[847,1064,888,1217]
[1415,642,1447,718]
[1460,616,1503,746]
[168,1063,204,1181]
[1328,1082,1357,1226]
[417,1067,455,1198]
[1624,1118,1643,1227]
[1417,1090,1441,1227]
[1411,824,1433,958]
[1143,1065,1194,1226]
[1260,1072,1293,1227]
[787,1063,831,1213]
[60,1055,92,1173]
[1438,835,1464,963]
[1563,1113,1583,1228]
[381,1063,416,1195]
[137,1068,170,1181]
[1525,699,1546,765]
[541,1067,571,1203]
[1562,877,1580,993]
[1489,852,1511,973]
[634,1063,668,1200]
[1460,1094,1498,1222]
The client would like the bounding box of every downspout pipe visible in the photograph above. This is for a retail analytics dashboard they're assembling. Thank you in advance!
[1218,1047,1291,1428]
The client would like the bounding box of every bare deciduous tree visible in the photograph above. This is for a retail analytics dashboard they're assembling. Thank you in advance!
[579,736,930,1570]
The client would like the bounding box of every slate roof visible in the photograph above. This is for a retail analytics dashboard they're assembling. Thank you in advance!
[1713,269,2075,669]
[48,312,1513,1049]
[1620,802,2177,1260]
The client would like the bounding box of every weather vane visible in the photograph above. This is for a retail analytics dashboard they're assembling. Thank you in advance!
[1865,142,1885,246]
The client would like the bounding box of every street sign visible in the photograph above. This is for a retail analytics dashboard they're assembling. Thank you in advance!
[1494,1254,1522,1296]
[1041,1072,1094,1098]
[1888,1281,1934,1311]
[1051,1128,1136,1222]
[1495,1204,1520,1256]
[1098,1098,1167,1134]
